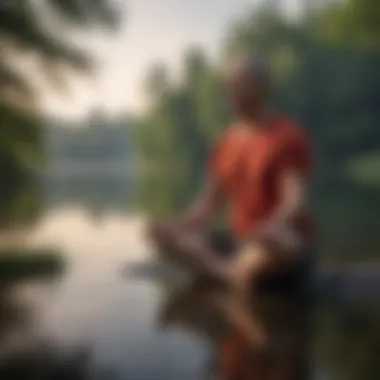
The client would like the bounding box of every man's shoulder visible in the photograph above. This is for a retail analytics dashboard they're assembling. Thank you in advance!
[273,115,310,143]
[224,122,244,135]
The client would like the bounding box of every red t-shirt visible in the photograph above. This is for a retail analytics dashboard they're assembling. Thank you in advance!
[209,115,313,240]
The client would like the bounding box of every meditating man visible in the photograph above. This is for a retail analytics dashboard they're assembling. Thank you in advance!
[148,53,315,379]
[148,53,314,296]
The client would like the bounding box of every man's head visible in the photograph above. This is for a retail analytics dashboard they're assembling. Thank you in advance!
[225,53,271,118]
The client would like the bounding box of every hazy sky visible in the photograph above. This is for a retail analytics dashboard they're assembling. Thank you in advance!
[42,0,298,120]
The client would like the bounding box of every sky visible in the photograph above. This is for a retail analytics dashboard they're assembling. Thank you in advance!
[40,0,299,120]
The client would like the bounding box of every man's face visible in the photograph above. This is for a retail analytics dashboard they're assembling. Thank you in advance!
[226,67,266,115]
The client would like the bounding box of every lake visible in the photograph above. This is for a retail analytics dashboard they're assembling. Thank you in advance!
[0,176,379,380]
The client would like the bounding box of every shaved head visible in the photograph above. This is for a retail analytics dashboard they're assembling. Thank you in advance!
[226,53,271,89]
[225,53,271,117]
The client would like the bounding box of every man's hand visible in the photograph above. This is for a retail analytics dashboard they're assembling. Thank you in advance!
[180,178,225,231]
[254,168,307,255]
[176,209,206,232]
[146,220,176,249]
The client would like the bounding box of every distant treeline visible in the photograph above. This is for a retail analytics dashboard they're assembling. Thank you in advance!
[46,116,131,163]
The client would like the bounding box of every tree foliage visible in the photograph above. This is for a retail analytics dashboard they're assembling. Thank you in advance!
[0,0,120,221]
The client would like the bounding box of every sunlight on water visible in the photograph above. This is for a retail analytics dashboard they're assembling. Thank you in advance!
[20,206,209,379]
[29,207,152,262]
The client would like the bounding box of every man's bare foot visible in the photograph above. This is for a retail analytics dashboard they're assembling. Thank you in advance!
[226,243,268,294]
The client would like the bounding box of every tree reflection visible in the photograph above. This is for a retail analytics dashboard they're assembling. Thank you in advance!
[0,259,116,380]
[0,340,117,380]
[0,285,33,349]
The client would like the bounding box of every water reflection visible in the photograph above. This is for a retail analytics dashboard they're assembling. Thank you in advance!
[160,277,313,380]
[0,339,118,380]
[0,182,72,379]
[44,177,136,220]
[0,175,378,380]
[0,255,74,380]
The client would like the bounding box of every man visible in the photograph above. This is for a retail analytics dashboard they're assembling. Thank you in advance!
[148,53,314,294]
[149,53,314,380]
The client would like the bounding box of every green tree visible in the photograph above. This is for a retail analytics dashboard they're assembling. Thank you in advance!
[0,0,120,222]
[320,0,380,49]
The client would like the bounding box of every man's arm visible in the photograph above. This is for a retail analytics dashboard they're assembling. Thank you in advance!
[147,178,232,284]
[233,170,309,285]
[251,129,312,263]
[263,170,308,248]
[179,178,225,231]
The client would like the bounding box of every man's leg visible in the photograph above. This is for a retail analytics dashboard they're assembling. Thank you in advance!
[149,221,281,291]
[148,221,234,286]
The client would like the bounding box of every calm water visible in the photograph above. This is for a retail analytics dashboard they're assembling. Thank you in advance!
[0,177,379,380]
